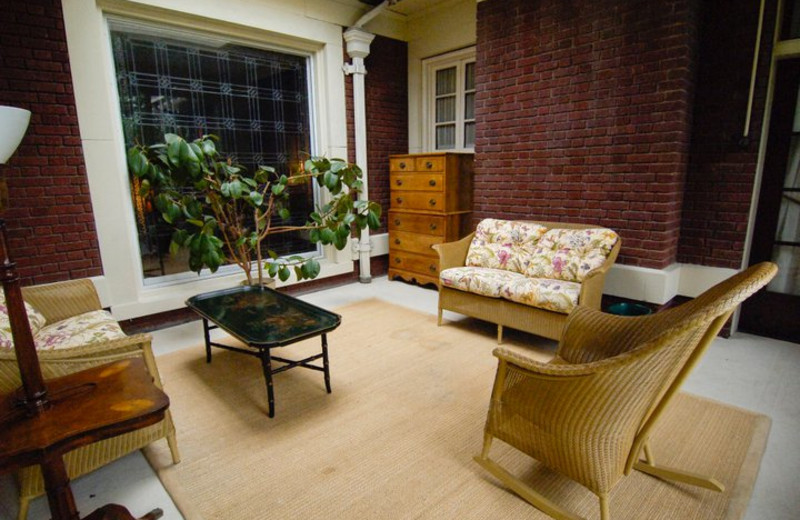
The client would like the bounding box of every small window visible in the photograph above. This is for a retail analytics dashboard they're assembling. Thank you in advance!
[424,47,476,152]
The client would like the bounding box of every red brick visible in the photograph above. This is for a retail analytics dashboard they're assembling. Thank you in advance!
[0,0,102,285]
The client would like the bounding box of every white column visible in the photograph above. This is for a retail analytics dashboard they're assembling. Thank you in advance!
[343,27,375,283]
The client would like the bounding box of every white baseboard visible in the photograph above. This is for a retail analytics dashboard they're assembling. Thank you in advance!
[605,263,738,304]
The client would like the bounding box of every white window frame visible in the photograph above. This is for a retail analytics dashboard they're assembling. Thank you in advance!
[61,0,353,318]
[107,17,322,288]
[422,47,476,152]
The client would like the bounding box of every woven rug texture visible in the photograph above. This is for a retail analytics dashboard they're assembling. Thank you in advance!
[144,299,770,520]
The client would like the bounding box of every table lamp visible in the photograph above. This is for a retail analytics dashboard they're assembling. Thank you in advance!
[0,105,50,415]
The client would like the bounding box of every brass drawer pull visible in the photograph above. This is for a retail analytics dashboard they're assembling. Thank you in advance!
[394,218,401,226]
[396,197,403,204]
[425,161,433,169]
[396,179,403,186]
[429,264,437,272]
[429,199,436,206]
[394,238,401,245]
[429,223,437,230]
[429,179,437,186]
[399,161,407,169]
[394,257,401,264]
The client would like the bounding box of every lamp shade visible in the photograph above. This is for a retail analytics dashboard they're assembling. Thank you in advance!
[0,106,31,164]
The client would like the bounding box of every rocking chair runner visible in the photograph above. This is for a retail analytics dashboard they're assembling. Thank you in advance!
[474,262,778,520]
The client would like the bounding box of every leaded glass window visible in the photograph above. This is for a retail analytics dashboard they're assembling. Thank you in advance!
[110,22,315,281]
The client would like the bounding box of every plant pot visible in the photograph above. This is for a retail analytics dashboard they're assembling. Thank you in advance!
[239,278,277,289]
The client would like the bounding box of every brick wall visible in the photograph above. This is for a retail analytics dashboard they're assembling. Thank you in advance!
[0,0,103,285]
[475,0,699,268]
[345,34,408,235]
[679,0,776,268]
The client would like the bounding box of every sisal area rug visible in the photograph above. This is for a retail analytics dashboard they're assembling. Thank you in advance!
[144,299,770,520]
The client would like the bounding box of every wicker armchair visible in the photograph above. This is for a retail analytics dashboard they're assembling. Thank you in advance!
[474,262,778,520]
[0,279,180,520]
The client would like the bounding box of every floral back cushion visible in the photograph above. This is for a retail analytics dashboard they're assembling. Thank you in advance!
[0,293,47,349]
[524,228,619,283]
[465,219,548,274]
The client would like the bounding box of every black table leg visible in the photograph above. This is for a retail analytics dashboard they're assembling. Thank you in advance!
[202,319,212,363]
[322,333,331,393]
[260,348,275,418]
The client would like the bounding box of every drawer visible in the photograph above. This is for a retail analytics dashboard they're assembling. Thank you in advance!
[389,251,439,277]
[390,173,443,191]
[389,157,414,172]
[392,191,444,212]
[415,156,445,172]
[390,231,442,257]
[389,212,446,236]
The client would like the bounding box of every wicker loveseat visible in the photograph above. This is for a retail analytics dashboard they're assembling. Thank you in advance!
[434,219,621,342]
[0,279,180,520]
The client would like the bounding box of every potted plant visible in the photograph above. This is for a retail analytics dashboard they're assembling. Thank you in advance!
[126,133,381,285]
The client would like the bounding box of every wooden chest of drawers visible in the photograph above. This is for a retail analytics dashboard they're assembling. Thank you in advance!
[388,152,474,287]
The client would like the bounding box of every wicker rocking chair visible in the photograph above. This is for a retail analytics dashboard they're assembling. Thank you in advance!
[0,279,180,520]
[474,262,778,520]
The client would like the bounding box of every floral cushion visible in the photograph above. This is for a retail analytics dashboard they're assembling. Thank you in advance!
[502,277,582,314]
[440,266,528,298]
[34,310,126,351]
[524,228,619,283]
[0,293,47,349]
[465,219,548,274]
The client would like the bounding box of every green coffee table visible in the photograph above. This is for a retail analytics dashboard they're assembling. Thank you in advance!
[185,285,341,417]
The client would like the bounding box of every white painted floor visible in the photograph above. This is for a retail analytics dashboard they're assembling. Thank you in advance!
[1,276,798,519]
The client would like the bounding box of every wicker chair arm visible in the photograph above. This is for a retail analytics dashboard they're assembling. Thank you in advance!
[494,346,602,377]
[0,333,156,394]
[433,232,474,271]
[21,279,102,324]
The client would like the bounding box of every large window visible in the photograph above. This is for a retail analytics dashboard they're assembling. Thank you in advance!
[423,47,476,151]
[110,20,316,282]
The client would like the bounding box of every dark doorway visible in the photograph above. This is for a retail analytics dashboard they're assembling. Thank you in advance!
[740,58,800,343]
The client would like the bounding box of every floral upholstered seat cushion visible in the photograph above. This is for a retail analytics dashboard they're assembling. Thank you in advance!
[440,266,528,298]
[502,277,582,313]
[465,219,548,274]
[525,228,619,283]
[0,294,47,349]
[34,310,126,351]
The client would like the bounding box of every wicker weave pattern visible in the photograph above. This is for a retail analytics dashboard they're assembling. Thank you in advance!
[0,279,180,520]
[478,262,778,519]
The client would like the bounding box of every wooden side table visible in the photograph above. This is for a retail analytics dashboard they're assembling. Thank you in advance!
[0,358,169,520]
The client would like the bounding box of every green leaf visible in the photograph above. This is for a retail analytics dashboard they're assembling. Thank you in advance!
[267,262,279,278]
[367,211,381,229]
[303,258,321,279]
[249,191,264,206]
[278,265,291,282]
[230,180,243,198]
[200,138,216,156]
[333,232,348,250]
[271,183,285,196]
[320,228,335,244]
[127,147,149,177]
[167,138,182,167]
[279,208,291,220]
[323,171,337,191]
